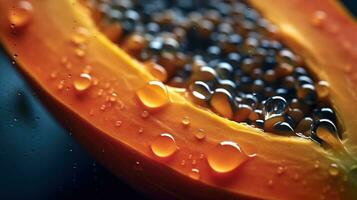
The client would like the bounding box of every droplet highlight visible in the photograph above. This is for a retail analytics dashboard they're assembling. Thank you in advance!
[137,81,169,109]
[150,133,178,158]
[207,141,247,173]
[73,73,92,92]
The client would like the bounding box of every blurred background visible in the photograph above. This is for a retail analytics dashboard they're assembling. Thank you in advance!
[0,1,355,200]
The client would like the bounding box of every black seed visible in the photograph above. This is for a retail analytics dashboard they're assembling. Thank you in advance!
[255,119,264,129]
[296,117,313,136]
[311,119,338,143]
[189,81,212,106]
[217,79,236,93]
[288,108,304,123]
[273,121,294,135]
[234,104,252,122]
[196,66,217,81]
[297,75,314,85]
[297,84,317,105]
[215,62,234,79]
[314,107,336,122]
[210,88,235,119]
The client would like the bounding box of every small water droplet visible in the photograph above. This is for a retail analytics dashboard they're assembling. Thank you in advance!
[73,73,92,92]
[268,179,274,186]
[194,128,206,140]
[180,160,186,166]
[109,92,117,102]
[314,161,320,169]
[100,104,106,111]
[263,96,287,119]
[329,163,339,176]
[8,1,33,30]
[75,49,85,58]
[137,81,169,109]
[189,168,200,180]
[207,141,247,173]
[138,127,144,134]
[311,10,327,27]
[150,133,178,158]
[115,120,122,127]
[192,159,197,165]
[141,110,149,118]
[276,166,284,175]
[181,116,190,127]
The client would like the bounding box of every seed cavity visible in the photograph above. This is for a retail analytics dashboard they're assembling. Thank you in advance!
[90,0,340,143]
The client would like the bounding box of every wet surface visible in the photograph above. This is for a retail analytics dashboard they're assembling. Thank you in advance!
[0,48,145,200]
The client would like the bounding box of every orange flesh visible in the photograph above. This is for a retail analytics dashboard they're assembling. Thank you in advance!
[0,0,357,199]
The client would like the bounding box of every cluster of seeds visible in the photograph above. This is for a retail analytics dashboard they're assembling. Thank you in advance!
[88,0,340,143]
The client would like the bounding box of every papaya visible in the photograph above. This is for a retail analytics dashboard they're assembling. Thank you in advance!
[1,0,357,199]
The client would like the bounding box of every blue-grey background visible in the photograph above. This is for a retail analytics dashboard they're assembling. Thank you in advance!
[0,1,355,200]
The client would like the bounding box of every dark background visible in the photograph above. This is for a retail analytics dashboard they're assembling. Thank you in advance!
[0,1,355,200]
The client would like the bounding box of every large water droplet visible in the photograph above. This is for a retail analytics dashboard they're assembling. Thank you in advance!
[8,1,33,30]
[150,133,178,158]
[137,81,169,109]
[263,96,287,119]
[207,141,247,173]
[73,73,92,92]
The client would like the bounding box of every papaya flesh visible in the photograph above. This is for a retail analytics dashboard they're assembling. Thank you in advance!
[0,0,357,199]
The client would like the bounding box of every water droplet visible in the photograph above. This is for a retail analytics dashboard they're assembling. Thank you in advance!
[192,159,197,165]
[141,110,149,118]
[181,116,190,127]
[329,163,339,176]
[263,96,287,119]
[180,160,186,166]
[73,73,92,92]
[8,1,33,30]
[138,127,144,134]
[311,10,327,27]
[314,161,320,169]
[194,128,206,140]
[137,81,169,109]
[115,120,122,127]
[189,168,200,180]
[109,92,117,102]
[268,179,274,186]
[100,104,106,111]
[150,133,178,158]
[276,166,284,175]
[207,141,247,173]
[75,49,85,58]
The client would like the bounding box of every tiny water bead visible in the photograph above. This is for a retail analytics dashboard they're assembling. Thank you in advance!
[207,141,247,173]
[189,168,201,180]
[8,1,33,29]
[137,81,169,109]
[73,73,92,92]
[150,133,178,158]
